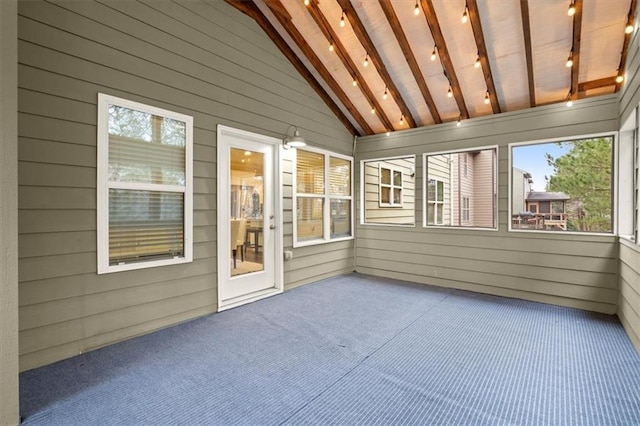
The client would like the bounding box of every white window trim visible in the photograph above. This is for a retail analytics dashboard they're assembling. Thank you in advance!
[378,164,404,207]
[508,132,617,235]
[292,146,354,248]
[97,93,193,274]
[422,146,498,231]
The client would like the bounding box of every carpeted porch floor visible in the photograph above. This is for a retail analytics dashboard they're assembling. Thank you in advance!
[19,273,640,425]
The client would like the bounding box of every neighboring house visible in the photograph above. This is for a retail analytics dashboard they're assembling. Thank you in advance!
[427,149,496,228]
[511,169,570,230]
[363,157,415,225]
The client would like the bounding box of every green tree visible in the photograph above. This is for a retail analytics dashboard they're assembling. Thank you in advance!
[545,138,612,232]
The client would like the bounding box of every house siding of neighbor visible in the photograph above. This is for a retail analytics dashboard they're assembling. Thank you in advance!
[2,1,640,424]
[363,157,416,225]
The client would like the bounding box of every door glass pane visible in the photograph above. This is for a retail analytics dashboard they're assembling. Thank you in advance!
[230,148,263,277]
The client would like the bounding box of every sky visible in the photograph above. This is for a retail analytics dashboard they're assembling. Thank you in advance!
[512,142,571,191]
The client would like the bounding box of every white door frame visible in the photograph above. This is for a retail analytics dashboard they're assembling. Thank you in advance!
[216,125,283,310]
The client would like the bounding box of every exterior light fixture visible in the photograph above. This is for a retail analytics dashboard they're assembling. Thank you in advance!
[567,0,575,16]
[283,125,306,149]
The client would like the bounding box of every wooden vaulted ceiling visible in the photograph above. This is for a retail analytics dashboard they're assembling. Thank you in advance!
[227,0,636,137]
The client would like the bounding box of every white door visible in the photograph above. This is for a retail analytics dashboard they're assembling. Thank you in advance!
[217,125,283,310]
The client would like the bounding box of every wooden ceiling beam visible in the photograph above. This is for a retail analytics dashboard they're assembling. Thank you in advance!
[247,0,373,135]
[467,0,501,114]
[336,0,418,128]
[304,0,392,132]
[569,0,583,101]
[420,0,470,119]
[225,0,360,136]
[617,0,637,92]
[378,0,442,124]
[578,76,617,93]
[519,0,536,107]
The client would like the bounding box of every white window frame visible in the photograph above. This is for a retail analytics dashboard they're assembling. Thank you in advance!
[423,146,498,231]
[462,196,470,222]
[508,132,616,235]
[293,146,354,248]
[97,93,193,274]
[378,164,404,207]
[427,178,445,225]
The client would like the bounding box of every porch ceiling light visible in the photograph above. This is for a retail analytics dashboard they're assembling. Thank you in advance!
[284,125,306,149]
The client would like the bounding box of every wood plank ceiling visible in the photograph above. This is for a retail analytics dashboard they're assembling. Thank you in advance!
[227,0,636,137]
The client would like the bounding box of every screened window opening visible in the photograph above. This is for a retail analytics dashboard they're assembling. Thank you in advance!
[511,136,614,233]
[97,93,193,274]
[294,148,353,246]
[424,148,497,229]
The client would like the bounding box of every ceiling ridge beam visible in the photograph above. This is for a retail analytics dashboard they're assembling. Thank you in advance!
[569,0,583,100]
[519,0,536,107]
[467,0,501,114]
[336,0,418,128]
[224,0,360,135]
[305,0,394,132]
[378,0,442,124]
[420,0,470,119]
[616,0,637,92]
[242,0,374,135]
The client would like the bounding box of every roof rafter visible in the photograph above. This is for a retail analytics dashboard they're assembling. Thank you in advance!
[259,0,373,135]
[336,0,418,128]
[578,76,617,93]
[378,0,442,124]
[467,0,501,113]
[224,0,359,135]
[304,0,393,132]
[420,0,470,119]
[569,0,583,101]
[519,0,536,107]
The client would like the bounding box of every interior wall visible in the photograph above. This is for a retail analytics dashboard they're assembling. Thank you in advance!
[17,0,353,372]
[0,0,20,423]
[618,22,640,353]
[355,95,619,314]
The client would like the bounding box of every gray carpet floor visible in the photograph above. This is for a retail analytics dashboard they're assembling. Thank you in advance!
[19,273,640,425]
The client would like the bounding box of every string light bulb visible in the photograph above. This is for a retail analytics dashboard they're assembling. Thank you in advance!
[461,4,468,24]
[399,115,404,125]
[616,73,624,84]
[626,21,634,34]
[352,78,357,87]
[566,92,573,107]
[371,107,376,114]
[340,11,345,27]
[414,0,420,15]
[484,91,490,105]
[474,54,481,69]
[567,0,576,16]
[566,51,573,68]
[430,45,437,61]
[383,87,388,100]
[329,40,334,52]
[447,85,453,98]
[304,0,309,5]
[457,115,462,127]
[363,53,369,67]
